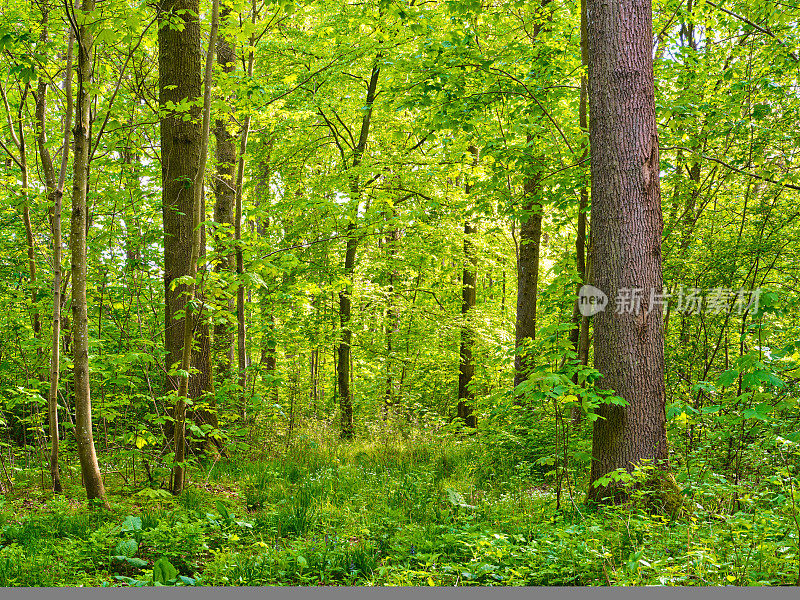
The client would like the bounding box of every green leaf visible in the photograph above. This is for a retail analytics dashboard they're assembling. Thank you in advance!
[114,556,148,568]
[120,516,142,533]
[215,499,231,523]
[446,488,475,508]
[115,538,138,557]
[717,369,739,387]
[135,488,172,500]
[743,403,770,421]
[153,557,178,584]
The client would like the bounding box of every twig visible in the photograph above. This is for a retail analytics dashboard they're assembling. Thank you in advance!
[663,146,800,191]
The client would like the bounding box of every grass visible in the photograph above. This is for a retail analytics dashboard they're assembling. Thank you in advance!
[0,423,798,586]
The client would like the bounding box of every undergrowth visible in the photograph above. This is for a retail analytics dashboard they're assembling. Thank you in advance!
[0,422,798,586]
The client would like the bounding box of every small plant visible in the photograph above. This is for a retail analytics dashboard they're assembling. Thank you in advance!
[179,488,204,513]
[114,557,199,587]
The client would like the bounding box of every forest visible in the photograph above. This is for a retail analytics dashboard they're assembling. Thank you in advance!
[0,0,798,587]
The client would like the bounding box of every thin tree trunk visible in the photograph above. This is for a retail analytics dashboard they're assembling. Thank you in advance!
[336,57,380,440]
[570,0,590,422]
[71,0,108,507]
[586,0,674,507]
[20,115,41,365]
[457,220,478,427]
[514,2,552,392]
[36,5,75,493]
[514,157,543,390]
[383,228,401,419]
[170,0,219,495]
[337,231,357,439]
[310,347,318,415]
[233,0,257,418]
[262,314,278,403]
[457,147,479,428]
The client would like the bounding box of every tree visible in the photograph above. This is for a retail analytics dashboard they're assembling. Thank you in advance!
[35,2,75,493]
[211,3,237,388]
[514,152,543,390]
[232,0,258,418]
[170,0,219,494]
[513,2,553,391]
[457,147,478,427]
[70,0,109,507]
[585,0,673,505]
[158,0,212,423]
[330,56,381,440]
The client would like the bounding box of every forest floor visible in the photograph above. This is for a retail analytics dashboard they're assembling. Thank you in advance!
[0,423,798,586]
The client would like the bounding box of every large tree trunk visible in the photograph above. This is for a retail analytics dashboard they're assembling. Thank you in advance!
[159,0,214,463]
[212,5,236,387]
[586,0,673,506]
[168,0,219,494]
[71,0,109,508]
[158,0,212,402]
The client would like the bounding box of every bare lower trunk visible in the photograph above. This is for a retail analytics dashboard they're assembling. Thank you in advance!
[383,228,401,419]
[168,0,219,494]
[158,0,212,408]
[457,218,478,428]
[514,164,543,389]
[457,148,479,427]
[586,0,672,507]
[261,313,278,403]
[337,229,357,439]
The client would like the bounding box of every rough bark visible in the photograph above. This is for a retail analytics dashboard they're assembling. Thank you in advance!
[167,0,219,494]
[71,0,109,507]
[158,0,212,405]
[212,5,236,386]
[586,0,672,505]
[514,162,543,389]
